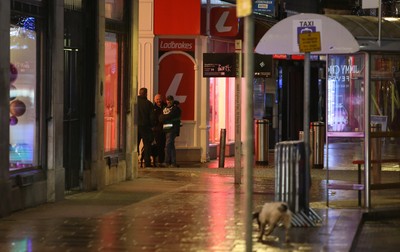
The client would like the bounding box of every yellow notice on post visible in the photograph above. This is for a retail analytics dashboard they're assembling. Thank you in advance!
[236,0,252,17]
[298,32,321,53]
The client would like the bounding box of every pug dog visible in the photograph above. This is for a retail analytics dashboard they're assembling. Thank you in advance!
[252,202,292,243]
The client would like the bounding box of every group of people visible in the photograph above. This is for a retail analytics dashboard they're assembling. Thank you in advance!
[137,87,181,168]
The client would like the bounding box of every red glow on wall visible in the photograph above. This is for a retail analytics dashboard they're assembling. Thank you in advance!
[104,39,118,152]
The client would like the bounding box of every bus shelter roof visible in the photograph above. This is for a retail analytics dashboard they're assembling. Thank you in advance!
[255,13,400,55]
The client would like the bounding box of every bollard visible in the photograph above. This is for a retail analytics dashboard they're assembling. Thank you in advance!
[300,122,325,169]
[310,122,325,169]
[254,119,269,165]
[218,129,226,168]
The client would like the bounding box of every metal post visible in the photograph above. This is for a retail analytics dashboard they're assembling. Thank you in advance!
[364,55,371,208]
[218,129,226,168]
[378,0,382,46]
[243,12,254,252]
[303,52,311,210]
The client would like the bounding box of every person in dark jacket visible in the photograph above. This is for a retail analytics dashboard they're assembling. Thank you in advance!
[138,87,154,167]
[152,94,166,167]
[159,95,181,168]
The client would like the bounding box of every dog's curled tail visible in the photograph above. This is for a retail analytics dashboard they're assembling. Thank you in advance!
[278,203,289,213]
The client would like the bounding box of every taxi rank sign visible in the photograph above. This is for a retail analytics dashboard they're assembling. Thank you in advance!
[293,19,322,53]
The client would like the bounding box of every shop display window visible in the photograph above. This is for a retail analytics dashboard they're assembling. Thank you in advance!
[104,32,122,153]
[9,16,39,170]
[209,77,235,144]
[326,53,366,137]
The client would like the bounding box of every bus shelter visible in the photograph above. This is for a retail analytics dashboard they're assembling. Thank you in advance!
[256,13,400,209]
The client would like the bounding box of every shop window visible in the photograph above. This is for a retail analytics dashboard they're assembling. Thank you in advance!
[104,32,125,153]
[209,77,235,144]
[105,0,124,21]
[9,16,40,170]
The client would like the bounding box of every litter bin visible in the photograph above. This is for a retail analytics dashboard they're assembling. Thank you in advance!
[275,141,307,213]
[275,140,320,227]
[254,119,269,165]
[310,122,325,169]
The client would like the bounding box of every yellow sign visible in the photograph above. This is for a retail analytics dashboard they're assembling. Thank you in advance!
[236,0,252,17]
[298,32,321,53]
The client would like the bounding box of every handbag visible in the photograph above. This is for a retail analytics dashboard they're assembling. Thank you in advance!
[163,123,173,130]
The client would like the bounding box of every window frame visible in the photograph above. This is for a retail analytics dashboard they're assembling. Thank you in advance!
[103,0,130,158]
[9,5,47,174]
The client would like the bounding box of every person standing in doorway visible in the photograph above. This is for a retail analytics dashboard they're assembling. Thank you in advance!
[152,94,166,167]
[159,95,181,168]
[138,87,154,167]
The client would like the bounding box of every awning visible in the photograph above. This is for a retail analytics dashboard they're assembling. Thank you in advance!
[326,15,400,39]
[254,16,277,46]
[326,14,400,51]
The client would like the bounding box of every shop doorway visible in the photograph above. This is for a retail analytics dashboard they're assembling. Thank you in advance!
[63,48,83,193]
[277,61,321,141]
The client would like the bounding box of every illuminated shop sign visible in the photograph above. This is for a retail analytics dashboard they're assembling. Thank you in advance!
[203,53,272,77]
[159,38,195,58]
[203,53,237,77]
[272,54,320,60]
[209,7,239,37]
[159,39,195,52]
[158,53,195,120]
[254,53,272,77]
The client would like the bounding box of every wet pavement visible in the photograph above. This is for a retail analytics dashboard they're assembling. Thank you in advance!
[352,211,400,252]
[0,142,399,251]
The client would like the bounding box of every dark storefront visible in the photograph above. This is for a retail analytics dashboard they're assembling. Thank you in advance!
[1,0,137,218]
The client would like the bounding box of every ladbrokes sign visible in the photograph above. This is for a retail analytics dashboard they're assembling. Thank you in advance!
[159,38,195,58]
[159,39,194,51]
[210,7,239,37]
[158,38,196,120]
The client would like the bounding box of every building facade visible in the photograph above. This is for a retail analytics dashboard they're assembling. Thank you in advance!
[0,0,139,217]
[139,0,277,162]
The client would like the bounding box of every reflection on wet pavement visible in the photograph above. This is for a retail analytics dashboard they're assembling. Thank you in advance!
[0,141,398,251]
[0,172,361,251]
